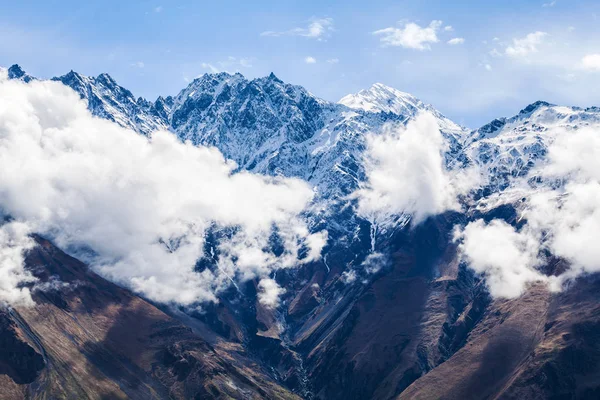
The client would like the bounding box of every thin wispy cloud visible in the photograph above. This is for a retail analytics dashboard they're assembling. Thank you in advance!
[447,37,465,45]
[373,20,442,50]
[505,31,547,57]
[261,17,334,41]
[201,62,220,73]
[489,48,502,57]
[199,57,253,74]
[542,0,557,7]
[581,54,600,71]
[326,58,339,64]
[219,56,253,71]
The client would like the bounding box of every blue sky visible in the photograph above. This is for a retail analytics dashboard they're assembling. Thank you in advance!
[2,0,600,127]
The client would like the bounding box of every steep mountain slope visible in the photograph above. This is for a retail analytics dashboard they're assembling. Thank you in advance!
[339,82,464,134]
[51,70,169,135]
[0,235,299,399]
[398,276,600,400]
[465,101,600,193]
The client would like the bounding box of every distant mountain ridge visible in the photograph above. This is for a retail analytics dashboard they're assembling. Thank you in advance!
[8,64,472,243]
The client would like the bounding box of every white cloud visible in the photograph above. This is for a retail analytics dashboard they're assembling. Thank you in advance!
[484,63,492,71]
[219,56,253,71]
[261,17,334,41]
[373,20,442,50]
[326,58,339,64]
[131,61,145,68]
[341,269,357,284]
[305,56,317,64]
[0,222,37,306]
[542,0,557,7]
[525,126,600,277]
[361,252,388,274]
[581,54,600,71]
[444,25,454,32]
[199,57,253,75]
[458,124,600,299]
[489,48,502,57]
[505,31,547,57]
[201,62,220,73]
[238,58,252,68]
[0,76,326,307]
[456,220,548,298]
[257,278,286,309]
[354,113,480,224]
[447,37,465,45]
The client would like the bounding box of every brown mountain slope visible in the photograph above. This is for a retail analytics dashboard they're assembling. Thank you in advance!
[285,213,474,400]
[0,236,298,400]
[398,276,600,400]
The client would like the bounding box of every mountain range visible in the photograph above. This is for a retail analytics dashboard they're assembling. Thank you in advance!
[2,63,600,399]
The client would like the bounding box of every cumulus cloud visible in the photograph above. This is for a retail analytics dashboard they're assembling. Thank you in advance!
[0,222,37,306]
[505,31,547,57]
[261,17,334,41]
[373,20,442,50]
[581,54,600,71]
[525,126,600,276]
[341,269,357,284]
[354,113,480,224]
[456,220,548,298]
[447,38,465,45]
[305,56,317,64]
[257,278,286,309]
[361,252,388,274]
[0,76,326,307]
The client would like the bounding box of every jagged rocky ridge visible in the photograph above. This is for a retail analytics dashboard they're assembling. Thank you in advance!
[4,64,600,399]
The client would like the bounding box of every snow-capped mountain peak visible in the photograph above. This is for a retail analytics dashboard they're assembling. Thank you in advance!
[339,83,465,136]
[7,64,35,83]
[47,68,168,135]
[339,82,424,115]
[465,100,600,193]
